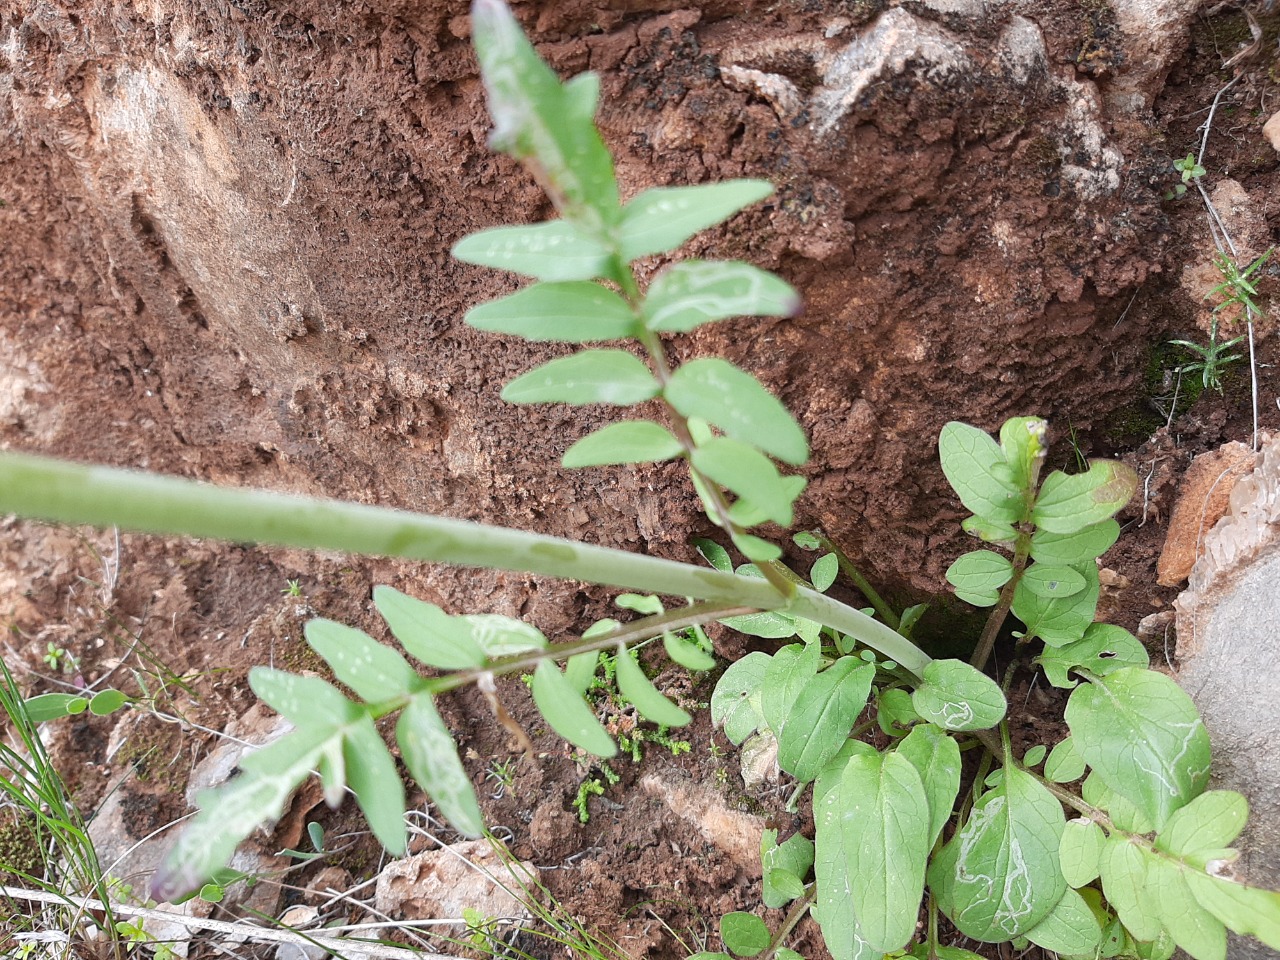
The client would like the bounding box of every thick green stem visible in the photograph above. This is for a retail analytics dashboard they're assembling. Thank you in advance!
[813,532,900,629]
[969,531,1031,671]
[0,452,932,676]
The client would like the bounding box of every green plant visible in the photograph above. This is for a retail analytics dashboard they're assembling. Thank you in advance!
[282,578,304,598]
[1164,152,1205,199]
[1168,318,1245,394]
[0,4,1278,959]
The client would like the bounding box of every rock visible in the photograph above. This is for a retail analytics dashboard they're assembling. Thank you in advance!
[739,730,780,790]
[1175,433,1280,959]
[639,772,764,878]
[374,840,535,924]
[1264,110,1280,153]
[1157,441,1258,585]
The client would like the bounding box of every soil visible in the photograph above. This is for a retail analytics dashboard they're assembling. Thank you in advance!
[1,0,1279,957]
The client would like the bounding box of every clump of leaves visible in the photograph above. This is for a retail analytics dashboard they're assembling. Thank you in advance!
[1169,318,1244,394]
[1165,152,1205,199]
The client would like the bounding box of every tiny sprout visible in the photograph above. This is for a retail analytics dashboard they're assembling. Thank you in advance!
[282,579,303,598]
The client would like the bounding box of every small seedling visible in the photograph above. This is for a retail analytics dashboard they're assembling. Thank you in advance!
[1165,152,1205,199]
[1208,247,1272,321]
[282,579,304,598]
[486,758,517,799]
[42,641,74,673]
[1169,318,1245,394]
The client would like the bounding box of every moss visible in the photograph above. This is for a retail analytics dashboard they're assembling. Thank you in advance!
[0,811,44,883]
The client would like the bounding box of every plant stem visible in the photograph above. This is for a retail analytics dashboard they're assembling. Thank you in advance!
[812,532,900,630]
[761,887,816,960]
[969,531,1031,671]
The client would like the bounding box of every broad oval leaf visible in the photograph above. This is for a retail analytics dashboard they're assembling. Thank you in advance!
[895,723,962,848]
[1182,872,1280,953]
[344,714,407,855]
[249,668,361,729]
[693,437,801,527]
[1023,887,1103,956]
[619,181,773,261]
[1031,461,1139,534]
[501,349,658,406]
[531,660,616,758]
[1156,790,1249,859]
[22,692,88,723]
[452,221,612,281]
[1044,736,1086,783]
[963,514,1018,543]
[1148,857,1227,960]
[777,657,875,782]
[465,281,637,342]
[720,911,771,958]
[761,829,815,909]
[373,586,486,670]
[877,688,921,737]
[665,358,808,465]
[760,643,822,737]
[88,688,130,717]
[1066,667,1212,830]
[946,550,1013,606]
[1019,563,1087,599]
[1099,837,1163,942]
[562,421,683,468]
[396,693,484,836]
[928,766,1067,941]
[1013,561,1098,647]
[642,260,799,332]
[614,649,691,727]
[1036,622,1148,689]
[305,619,419,702]
[836,752,932,953]
[810,552,838,592]
[911,659,1007,732]
[814,755,883,960]
[1030,519,1120,565]
[1059,817,1105,887]
[710,650,770,744]
[938,422,1022,523]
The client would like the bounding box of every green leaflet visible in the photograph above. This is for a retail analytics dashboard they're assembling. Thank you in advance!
[562,421,684,467]
[910,659,1007,732]
[665,358,809,465]
[88,689,129,716]
[1156,790,1248,860]
[1066,668,1212,830]
[396,694,484,837]
[461,613,548,657]
[760,643,822,737]
[962,515,1018,543]
[501,349,659,406]
[1030,519,1120,564]
[249,668,361,729]
[895,723,962,848]
[618,181,773,261]
[531,660,616,758]
[1044,735,1086,783]
[777,656,875,782]
[614,648,691,727]
[693,437,801,527]
[720,911,771,959]
[642,260,799,332]
[1148,857,1227,960]
[1013,561,1098,647]
[565,649,600,693]
[1059,817,1105,887]
[810,552,838,591]
[693,537,732,572]
[877,688,921,737]
[1031,461,1139,534]
[663,630,716,671]
[22,693,89,722]
[343,714,407,855]
[998,416,1047,492]
[1083,771,1154,834]
[938,422,1022,523]
[373,586,487,670]
[710,651,770,744]
[761,829,815,909]
[929,767,1067,941]
[465,281,637,342]
[726,475,807,528]
[835,752,931,953]
[1036,623,1149,689]
[304,619,419,702]
[1183,872,1280,951]
[1023,887,1103,956]
[1018,563,1087,599]
[471,0,619,226]
[946,550,1013,606]
[452,222,613,282]
[814,750,879,960]
[1100,836,1164,941]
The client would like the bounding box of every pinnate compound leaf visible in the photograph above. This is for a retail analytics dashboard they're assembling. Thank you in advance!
[1023,887,1103,956]
[938,422,1022,523]
[946,550,1013,606]
[23,693,88,722]
[1013,561,1098,647]
[928,767,1067,941]
[1183,872,1280,951]
[666,358,808,465]
[711,651,770,744]
[642,260,799,332]
[1044,736,1086,783]
[466,282,636,343]
[502,350,658,406]
[343,714,407,855]
[532,660,616,758]
[1036,622,1148,688]
[1148,858,1227,960]
[1157,790,1248,859]
[461,614,547,657]
[619,181,773,261]
[562,421,683,467]
[1059,818,1105,887]
[1030,519,1120,564]
[1031,461,1139,534]
[373,586,486,670]
[895,723,962,848]
[720,911,771,958]
[396,694,484,837]
[249,668,361,729]
[911,659,1007,732]
[1019,563,1087,599]
[777,656,875,782]
[1066,667,1212,830]
[1099,837,1163,942]
[692,437,802,527]
[761,829,815,909]
[835,752,931,953]
[614,649,691,727]
[305,619,419,702]
[452,222,612,282]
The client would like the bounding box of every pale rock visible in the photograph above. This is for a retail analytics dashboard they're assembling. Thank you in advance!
[640,772,764,878]
[1157,440,1258,585]
[1264,110,1280,153]
[739,729,780,790]
[374,840,535,924]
